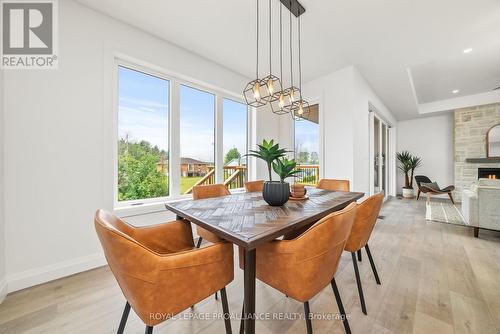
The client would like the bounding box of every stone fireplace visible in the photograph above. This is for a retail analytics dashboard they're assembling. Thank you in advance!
[454,103,500,200]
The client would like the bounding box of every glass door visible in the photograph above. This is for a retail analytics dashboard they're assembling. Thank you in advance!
[372,114,390,197]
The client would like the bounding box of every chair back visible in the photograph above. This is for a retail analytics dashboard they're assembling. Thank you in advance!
[94,210,159,317]
[192,184,230,200]
[317,178,350,192]
[287,203,357,300]
[345,192,384,252]
[415,175,432,189]
[245,180,264,192]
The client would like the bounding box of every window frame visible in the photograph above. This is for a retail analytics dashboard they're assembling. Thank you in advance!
[113,57,249,209]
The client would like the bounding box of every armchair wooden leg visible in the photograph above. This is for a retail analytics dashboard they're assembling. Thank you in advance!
[303,301,313,334]
[365,244,381,285]
[239,303,244,334]
[417,190,421,200]
[145,326,153,334]
[357,249,362,262]
[220,288,232,334]
[448,192,455,204]
[330,277,351,334]
[474,227,479,238]
[117,301,131,334]
[351,252,367,315]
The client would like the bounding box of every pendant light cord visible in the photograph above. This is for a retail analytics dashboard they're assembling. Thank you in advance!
[256,0,259,78]
[279,4,283,80]
[298,15,302,91]
[289,1,293,86]
[269,0,272,74]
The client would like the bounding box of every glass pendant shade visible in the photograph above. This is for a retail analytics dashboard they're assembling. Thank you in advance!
[243,78,267,108]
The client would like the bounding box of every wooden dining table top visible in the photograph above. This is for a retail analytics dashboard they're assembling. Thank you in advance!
[165,187,364,249]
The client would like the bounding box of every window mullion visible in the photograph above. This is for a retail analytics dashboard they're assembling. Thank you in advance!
[215,95,224,184]
[170,80,181,197]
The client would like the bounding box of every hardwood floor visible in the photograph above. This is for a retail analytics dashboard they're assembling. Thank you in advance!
[1,197,500,334]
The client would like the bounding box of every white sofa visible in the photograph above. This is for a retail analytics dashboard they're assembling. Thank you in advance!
[462,178,500,237]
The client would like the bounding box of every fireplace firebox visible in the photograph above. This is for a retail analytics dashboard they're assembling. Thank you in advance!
[478,168,500,180]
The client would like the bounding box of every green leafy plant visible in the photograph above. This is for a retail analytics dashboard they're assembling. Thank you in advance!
[272,157,301,183]
[247,139,288,181]
[397,151,422,189]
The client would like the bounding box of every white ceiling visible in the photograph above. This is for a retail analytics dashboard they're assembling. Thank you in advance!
[77,0,500,120]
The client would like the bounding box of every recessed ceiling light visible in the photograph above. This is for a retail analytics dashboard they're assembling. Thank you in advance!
[452,89,460,94]
[463,48,473,53]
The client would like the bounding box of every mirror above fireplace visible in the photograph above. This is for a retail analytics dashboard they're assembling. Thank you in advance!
[487,123,500,158]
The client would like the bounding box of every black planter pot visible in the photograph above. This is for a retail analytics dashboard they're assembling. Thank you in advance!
[262,181,290,206]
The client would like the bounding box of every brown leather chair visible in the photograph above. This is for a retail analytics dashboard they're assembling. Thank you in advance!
[244,180,264,192]
[192,184,231,247]
[239,203,357,334]
[317,179,350,192]
[94,210,234,334]
[345,192,384,315]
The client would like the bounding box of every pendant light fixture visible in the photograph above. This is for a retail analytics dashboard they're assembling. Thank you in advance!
[282,4,300,113]
[243,0,267,108]
[289,14,310,121]
[260,0,282,103]
[270,3,288,114]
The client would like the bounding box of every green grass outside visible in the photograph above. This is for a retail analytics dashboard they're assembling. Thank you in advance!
[180,176,203,194]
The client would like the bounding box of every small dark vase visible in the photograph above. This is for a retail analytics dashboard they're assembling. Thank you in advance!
[262,181,290,206]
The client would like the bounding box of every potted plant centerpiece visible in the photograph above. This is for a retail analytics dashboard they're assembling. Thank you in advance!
[247,139,299,206]
[397,151,422,198]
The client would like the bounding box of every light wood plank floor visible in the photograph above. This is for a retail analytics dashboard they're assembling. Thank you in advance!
[1,198,500,334]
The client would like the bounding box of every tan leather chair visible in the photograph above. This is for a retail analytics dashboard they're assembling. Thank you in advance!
[192,184,231,247]
[317,179,350,192]
[244,180,264,192]
[239,203,357,334]
[345,192,384,315]
[94,210,234,334]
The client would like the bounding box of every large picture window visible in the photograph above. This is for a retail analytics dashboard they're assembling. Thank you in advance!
[295,104,320,185]
[117,66,169,202]
[223,98,248,189]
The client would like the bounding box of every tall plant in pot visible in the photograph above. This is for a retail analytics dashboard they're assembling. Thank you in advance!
[397,151,422,198]
[247,139,295,206]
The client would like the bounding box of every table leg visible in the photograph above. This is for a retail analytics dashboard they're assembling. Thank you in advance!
[244,249,256,334]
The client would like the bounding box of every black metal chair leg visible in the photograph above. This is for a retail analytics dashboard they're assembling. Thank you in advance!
[365,244,381,285]
[304,301,314,334]
[331,277,351,334]
[117,301,131,334]
[351,252,367,315]
[239,302,244,334]
[196,237,203,248]
[145,326,153,334]
[220,288,232,334]
[357,249,362,262]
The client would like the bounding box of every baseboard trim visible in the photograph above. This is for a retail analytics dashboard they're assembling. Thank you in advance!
[0,278,7,303]
[6,252,106,294]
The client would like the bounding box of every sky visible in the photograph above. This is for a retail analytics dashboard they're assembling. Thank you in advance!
[295,119,320,161]
[118,66,247,164]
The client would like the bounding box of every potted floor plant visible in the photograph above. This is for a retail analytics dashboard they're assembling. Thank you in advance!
[247,139,297,206]
[397,151,422,198]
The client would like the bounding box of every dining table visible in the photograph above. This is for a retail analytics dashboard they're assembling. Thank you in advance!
[165,187,364,334]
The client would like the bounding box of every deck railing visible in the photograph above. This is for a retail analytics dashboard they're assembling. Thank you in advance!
[295,164,320,185]
[184,166,247,194]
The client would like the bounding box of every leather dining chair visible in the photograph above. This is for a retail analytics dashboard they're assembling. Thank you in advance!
[345,192,384,315]
[239,203,358,334]
[244,180,264,192]
[317,178,350,192]
[94,210,234,334]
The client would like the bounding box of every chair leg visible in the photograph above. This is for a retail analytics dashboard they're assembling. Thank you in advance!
[220,288,232,334]
[303,301,313,334]
[196,237,203,248]
[239,303,244,334]
[448,192,455,204]
[330,277,351,334]
[417,190,421,200]
[145,326,153,334]
[351,252,367,315]
[474,226,479,238]
[357,249,362,262]
[365,244,381,285]
[117,301,131,334]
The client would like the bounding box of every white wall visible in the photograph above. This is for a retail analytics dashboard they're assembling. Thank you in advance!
[396,114,454,197]
[2,0,266,293]
[300,66,397,197]
[0,66,6,301]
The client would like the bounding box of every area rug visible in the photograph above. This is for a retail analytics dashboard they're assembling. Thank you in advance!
[426,201,467,226]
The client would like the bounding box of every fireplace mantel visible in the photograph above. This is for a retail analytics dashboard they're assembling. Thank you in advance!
[465,157,500,163]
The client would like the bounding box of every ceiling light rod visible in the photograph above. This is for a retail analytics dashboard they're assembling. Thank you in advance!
[279,0,305,17]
